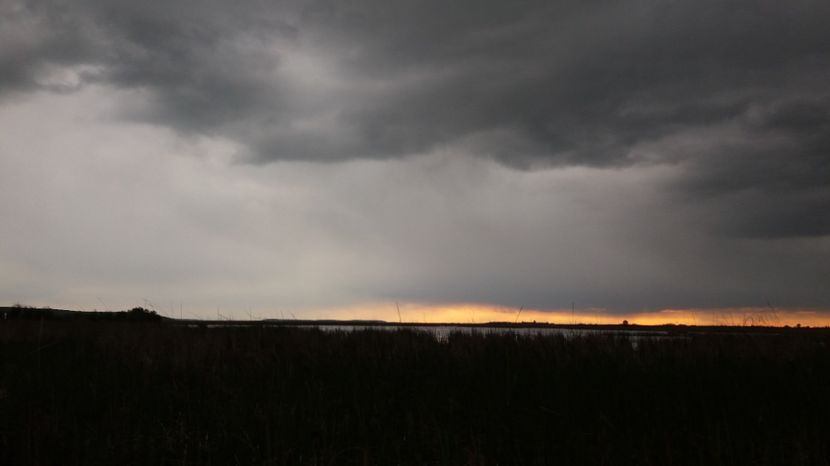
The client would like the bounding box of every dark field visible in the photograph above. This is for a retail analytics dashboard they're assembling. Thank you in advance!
[1,320,829,465]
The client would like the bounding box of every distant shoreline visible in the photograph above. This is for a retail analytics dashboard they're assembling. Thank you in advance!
[2,305,826,334]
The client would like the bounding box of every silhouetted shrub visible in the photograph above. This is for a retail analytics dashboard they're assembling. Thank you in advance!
[125,307,162,321]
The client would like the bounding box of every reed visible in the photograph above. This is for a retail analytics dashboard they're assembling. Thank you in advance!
[0,321,828,465]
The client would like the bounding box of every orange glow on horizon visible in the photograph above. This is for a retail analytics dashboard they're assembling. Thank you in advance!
[308,302,830,327]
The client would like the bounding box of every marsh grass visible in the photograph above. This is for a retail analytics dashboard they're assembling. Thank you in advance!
[1,321,829,465]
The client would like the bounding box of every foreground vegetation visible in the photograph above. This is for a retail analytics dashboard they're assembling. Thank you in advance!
[1,320,829,465]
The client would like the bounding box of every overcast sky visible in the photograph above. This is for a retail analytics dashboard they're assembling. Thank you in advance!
[1,0,829,320]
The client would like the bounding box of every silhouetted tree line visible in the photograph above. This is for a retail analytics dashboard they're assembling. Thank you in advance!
[0,305,162,322]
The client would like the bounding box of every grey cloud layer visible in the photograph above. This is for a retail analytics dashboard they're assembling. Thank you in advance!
[3,0,830,239]
[2,88,828,313]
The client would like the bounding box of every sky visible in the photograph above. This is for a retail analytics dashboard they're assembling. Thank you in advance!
[1,0,829,324]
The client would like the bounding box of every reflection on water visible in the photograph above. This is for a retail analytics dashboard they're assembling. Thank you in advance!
[185,322,680,347]
[291,324,671,343]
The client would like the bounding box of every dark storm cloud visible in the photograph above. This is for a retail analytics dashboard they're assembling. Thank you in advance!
[669,96,830,237]
[2,0,829,237]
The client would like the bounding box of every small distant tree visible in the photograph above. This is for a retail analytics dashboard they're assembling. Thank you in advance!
[126,307,162,322]
[622,320,629,326]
